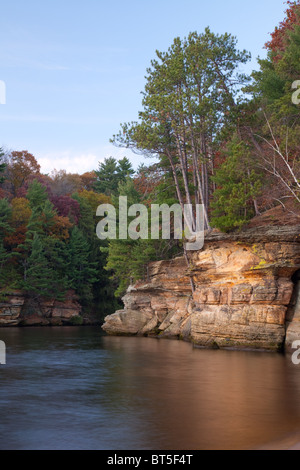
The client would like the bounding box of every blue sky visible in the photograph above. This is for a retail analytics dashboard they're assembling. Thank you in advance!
[0,0,290,175]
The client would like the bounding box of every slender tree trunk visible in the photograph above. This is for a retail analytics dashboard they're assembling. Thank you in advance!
[185,115,211,230]
[165,148,196,293]
[174,133,196,231]
[247,169,260,216]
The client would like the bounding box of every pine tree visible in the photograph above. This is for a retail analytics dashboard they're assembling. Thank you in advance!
[94,157,119,195]
[21,183,70,299]
[70,192,113,311]
[94,157,134,196]
[116,157,135,181]
[27,179,48,211]
[67,226,98,302]
[0,199,12,237]
[249,2,300,205]
[103,178,141,297]
[0,199,21,290]
[0,148,6,184]
[112,29,251,231]
[211,135,262,232]
[22,233,68,300]
[0,241,10,288]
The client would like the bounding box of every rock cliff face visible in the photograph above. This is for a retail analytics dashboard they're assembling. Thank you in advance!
[285,272,300,351]
[102,226,300,351]
[0,290,82,326]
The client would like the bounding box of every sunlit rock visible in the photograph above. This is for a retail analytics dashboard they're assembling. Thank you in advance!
[102,226,300,352]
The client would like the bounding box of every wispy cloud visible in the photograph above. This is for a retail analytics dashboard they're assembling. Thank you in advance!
[39,151,101,174]
[38,145,157,175]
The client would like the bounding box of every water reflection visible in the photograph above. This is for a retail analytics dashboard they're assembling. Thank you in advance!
[0,327,300,450]
[102,336,300,450]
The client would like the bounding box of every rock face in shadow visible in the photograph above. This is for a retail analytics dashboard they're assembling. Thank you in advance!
[0,290,25,326]
[0,290,82,326]
[102,226,300,351]
[285,272,300,352]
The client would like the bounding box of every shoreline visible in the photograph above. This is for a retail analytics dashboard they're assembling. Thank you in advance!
[257,431,300,450]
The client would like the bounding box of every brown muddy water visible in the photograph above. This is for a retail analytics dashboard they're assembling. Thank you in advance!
[0,326,300,450]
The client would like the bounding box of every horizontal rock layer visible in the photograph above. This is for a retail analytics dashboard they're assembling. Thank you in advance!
[0,290,82,326]
[102,226,300,351]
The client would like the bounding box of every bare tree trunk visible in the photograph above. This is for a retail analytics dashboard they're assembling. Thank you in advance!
[174,133,196,231]
[185,114,211,230]
[165,148,196,293]
[252,117,300,205]
[247,168,261,216]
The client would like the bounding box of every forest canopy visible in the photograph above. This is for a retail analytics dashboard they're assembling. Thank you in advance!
[1,1,300,305]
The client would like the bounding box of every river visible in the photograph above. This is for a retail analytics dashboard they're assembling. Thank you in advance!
[0,326,300,450]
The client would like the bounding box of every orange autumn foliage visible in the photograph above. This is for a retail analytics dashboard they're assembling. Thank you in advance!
[48,215,74,241]
[80,171,97,191]
[7,151,40,196]
[11,197,32,228]
[265,0,300,61]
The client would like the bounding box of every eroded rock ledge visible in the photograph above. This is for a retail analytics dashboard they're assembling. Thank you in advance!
[0,289,82,326]
[102,226,300,351]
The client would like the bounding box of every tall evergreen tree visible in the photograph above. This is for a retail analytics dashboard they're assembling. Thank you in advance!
[103,177,180,298]
[211,135,262,232]
[116,157,135,181]
[0,199,22,290]
[0,148,6,184]
[104,178,143,297]
[248,1,300,205]
[112,28,251,231]
[0,241,10,287]
[67,226,98,302]
[22,233,68,300]
[27,179,48,211]
[0,199,12,237]
[94,157,134,196]
[94,157,119,195]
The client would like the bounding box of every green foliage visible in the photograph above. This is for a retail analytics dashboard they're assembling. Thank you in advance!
[0,198,20,289]
[211,135,262,232]
[22,233,68,300]
[104,178,142,297]
[0,179,115,313]
[0,148,6,184]
[94,157,134,196]
[112,28,251,233]
[68,315,84,326]
[3,11,300,312]
[251,7,300,120]
[71,191,117,312]
[27,180,48,210]
[72,193,94,241]
[0,199,12,238]
[0,240,11,287]
[103,178,181,298]
[67,226,98,303]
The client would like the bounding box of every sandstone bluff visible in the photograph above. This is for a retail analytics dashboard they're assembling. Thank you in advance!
[0,289,82,326]
[102,226,300,352]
